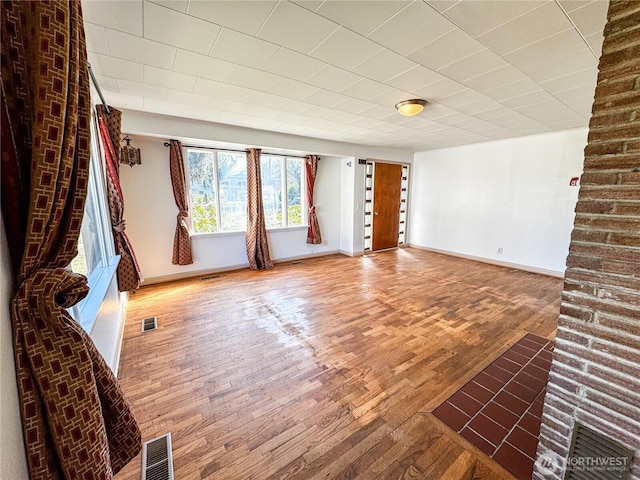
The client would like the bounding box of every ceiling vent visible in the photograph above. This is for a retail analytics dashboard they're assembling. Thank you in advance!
[565,423,633,480]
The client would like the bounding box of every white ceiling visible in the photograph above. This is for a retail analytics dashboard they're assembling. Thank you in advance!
[83,0,608,152]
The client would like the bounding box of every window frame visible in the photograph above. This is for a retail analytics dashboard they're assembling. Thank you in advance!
[185,148,307,236]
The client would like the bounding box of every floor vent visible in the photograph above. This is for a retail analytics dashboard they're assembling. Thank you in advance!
[141,433,174,480]
[289,261,304,265]
[201,274,222,281]
[141,316,158,332]
[565,423,633,480]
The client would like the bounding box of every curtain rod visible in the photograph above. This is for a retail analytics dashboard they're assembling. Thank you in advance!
[87,63,110,115]
[163,141,317,160]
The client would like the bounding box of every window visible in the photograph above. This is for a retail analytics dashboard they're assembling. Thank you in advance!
[186,148,304,233]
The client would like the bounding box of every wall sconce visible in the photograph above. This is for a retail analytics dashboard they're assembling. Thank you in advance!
[121,135,141,167]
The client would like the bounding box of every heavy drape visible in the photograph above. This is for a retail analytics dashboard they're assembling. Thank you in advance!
[305,155,322,245]
[246,149,274,270]
[95,105,143,291]
[169,140,193,265]
[1,1,141,477]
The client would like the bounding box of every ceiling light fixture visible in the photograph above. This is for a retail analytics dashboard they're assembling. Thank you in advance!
[395,99,428,116]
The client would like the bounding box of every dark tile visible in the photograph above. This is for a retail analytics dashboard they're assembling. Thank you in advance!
[523,333,549,346]
[512,344,538,358]
[519,412,542,437]
[502,349,530,366]
[495,391,529,416]
[461,427,496,456]
[484,364,513,384]
[494,356,521,374]
[432,402,470,432]
[468,414,508,446]
[506,426,540,458]
[528,398,545,417]
[539,349,553,363]
[448,391,483,417]
[473,372,504,393]
[514,371,546,392]
[462,381,495,404]
[530,354,552,372]
[482,401,519,431]
[493,442,534,479]
[523,363,550,382]
[520,338,544,352]
[505,380,539,403]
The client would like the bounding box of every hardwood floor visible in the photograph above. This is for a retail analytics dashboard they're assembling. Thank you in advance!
[115,248,562,479]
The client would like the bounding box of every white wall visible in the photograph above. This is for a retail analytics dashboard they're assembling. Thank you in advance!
[409,129,588,275]
[118,112,412,282]
[0,219,28,479]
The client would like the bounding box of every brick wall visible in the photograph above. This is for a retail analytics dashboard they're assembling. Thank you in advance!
[534,1,640,479]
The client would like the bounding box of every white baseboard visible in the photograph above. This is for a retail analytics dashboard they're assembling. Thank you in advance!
[112,291,128,376]
[408,244,565,278]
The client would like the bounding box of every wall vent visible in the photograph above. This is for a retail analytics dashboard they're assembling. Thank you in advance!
[201,274,222,281]
[565,423,633,480]
[141,316,158,332]
[141,433,174,480]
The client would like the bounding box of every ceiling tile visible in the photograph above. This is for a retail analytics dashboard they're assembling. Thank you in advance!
[438,48,509,82]
[173,50,234,82]
[143,97,185,116]
[567,0,609,37]
[147,0,188,13]
[306,65,361,92]
[341,78,392,100]
[144,2,219,55]
[368,1,456,56]
[386,66,445,93]
[521,48,597,83]
[92,74,118,92]
[105,29,176,69]
[192,78,243,99]
[539,68,596,95]
[211,28,279,69]
[477,2,573,55]
[291,0,323,11]
[143,65,197,91]
[187,1,277,36]
[257,1,339,54]
[166,89,213,107]
[310,27,383,70]
[303,89,350,108]
[334,97,378,115]
[82,0,142,36]
[425,1,460,13]
[353,49,417,83]
[104,91,143,111]
[441,0,544,37]
[415,78,467,101]
[503,28,587,72]
[225,65,282,91]
[454,97,504,115]
[88,52,144,82]
[553,84,597,113]
[371,88,416,110]
[315,1,411,36]
[269,78,318,100]
[408,28,485,71]
[482,78,543,102]
[557,0,593,13]
[261,48,326,82]
[585,32,605,57]
[117,79,167,100]
[502,89,554,109]
[437,89,487,109]
[84,23,110,55]
[358,104,398,120]
[462,65,526,93]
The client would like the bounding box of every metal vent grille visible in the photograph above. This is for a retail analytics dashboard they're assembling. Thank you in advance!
[141,433,174,480]
[565,423,633,480]
[141,317,158,332]
[201,274,222,281]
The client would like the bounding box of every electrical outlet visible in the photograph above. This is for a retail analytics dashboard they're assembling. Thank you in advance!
[497,247,503,254]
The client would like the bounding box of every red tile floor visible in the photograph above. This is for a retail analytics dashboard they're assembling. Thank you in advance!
[433,333,553,479]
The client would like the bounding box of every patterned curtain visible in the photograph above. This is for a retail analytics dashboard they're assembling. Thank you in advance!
[169,140,193,265]
[96,105,144,291]
[0,1,141,478]
[305,155,322,245]
[246,148,274,270]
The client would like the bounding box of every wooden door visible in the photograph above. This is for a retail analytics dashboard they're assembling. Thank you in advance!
[372,162,402,251]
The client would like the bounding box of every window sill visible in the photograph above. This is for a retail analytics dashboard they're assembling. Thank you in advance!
[71,255,120,334]
[190,225,308,238]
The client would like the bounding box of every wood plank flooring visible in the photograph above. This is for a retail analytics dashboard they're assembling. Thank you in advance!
[114,248,562,479]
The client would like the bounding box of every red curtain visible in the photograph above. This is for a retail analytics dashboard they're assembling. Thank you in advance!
[1,1,140,477]
[246,149,274,270]
[96,105,143,291]
[169,140,194,265]
[305,155,322,245]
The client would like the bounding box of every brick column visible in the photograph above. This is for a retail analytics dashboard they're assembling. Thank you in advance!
[534,1,640,479]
